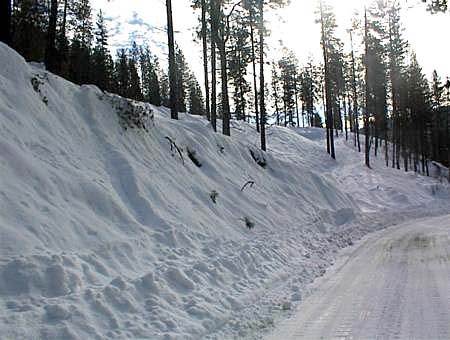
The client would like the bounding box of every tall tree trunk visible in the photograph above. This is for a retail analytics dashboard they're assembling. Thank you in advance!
[385,113,389,167]
[250,22,260,133]
[219,23,231,136]
[201,0,210,121]
[447,106,450,182]
[364,8,370,168]
[343,93,348,141]
[166,0,178,120]
[210,0,218,131]
[45,0,58,73]
[274,86,280,126]
[294,71,300,127]
[0,0,12,45]
[320,1,335,159]
[238,51,246,121]
[323,83,330,153]
[62,0,68,39]
[258,0,266,151]
[349,29,361,152]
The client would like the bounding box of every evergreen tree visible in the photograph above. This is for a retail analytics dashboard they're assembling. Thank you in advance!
[271,63,282,126]
[69,0,93,85]
[318,0,336,159]
[166,0,178,119]
[160,71,170,108]
[128,58,143,101]
[243,0,261,132]
[300,60,321,127]
[278,48,299,127]
[12,0,48,61]
[228,11,252,121]
[92,10,112,91]
[366,1,388,163]
[387,0,408,170]
[187,72,206,115]
[175,46,189,112]
[56,0,71,79]
[0,0,12,45]
[139,46,162,106]
[45,0,59,73]
[115,49,129,97]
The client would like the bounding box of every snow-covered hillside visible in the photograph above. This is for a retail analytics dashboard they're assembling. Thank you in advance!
[0,42,449,339]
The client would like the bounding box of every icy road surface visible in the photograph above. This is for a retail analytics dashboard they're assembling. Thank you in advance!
[267,215,450,340]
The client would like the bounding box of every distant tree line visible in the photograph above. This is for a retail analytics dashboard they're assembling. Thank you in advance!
[317,0,450,179]
[0,0,205,115]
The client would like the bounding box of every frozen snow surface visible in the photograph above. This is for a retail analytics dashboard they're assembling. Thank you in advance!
[0,42,449,339]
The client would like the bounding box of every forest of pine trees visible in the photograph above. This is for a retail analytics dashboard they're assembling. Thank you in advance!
[0,0,205,115]
[1,0,449,178]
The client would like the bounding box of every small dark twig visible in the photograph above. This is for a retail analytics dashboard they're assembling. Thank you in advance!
[165,136,184,164]
[241,180,255,192]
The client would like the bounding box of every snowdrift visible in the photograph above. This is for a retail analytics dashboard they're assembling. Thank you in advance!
[0,43,449,339]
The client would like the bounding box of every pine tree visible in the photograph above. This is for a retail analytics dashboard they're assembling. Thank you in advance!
[160,71,170,108]
[278,48,299,127]
[387,0,408,170]
[228,11,252,121]
[115,49,129,97]
[187,72,206,115]
[56,0,71,78]
[271,63,282,126]
[405,53,432,173]
[300,60,321,128]
[0,0,12,45]
[166,0,178,119]
[12,0,48,61]
[92,10,112,91]
[363,8,371,168]
[69,0,93,85]
[318,0,336,159]
[139,46,162,106]
[45,0,59,73]
[366,1,388,164]
[348,23,361,152]
[246,1,260,132]
[201,0,211,120]
[175,46,189,112]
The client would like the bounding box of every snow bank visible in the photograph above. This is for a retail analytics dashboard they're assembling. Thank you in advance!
[0,42,449,339]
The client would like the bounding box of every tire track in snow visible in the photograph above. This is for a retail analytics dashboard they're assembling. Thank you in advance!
[266,215,450,340]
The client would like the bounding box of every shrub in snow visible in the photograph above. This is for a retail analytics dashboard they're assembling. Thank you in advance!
[282,301,292,311]
[103,94,154,131]
[31,74,49,105]
[187,147,202,168]
[249,149,267,168]
[165,136,184,164]
[210,190,219,204]
[243,216,255,230]
[31,76,41,92]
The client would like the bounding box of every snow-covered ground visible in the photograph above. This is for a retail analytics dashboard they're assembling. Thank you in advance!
[266,214,450,340]
[0,42,449,339]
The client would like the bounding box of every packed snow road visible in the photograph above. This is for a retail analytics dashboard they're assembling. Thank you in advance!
[267,215,450,340]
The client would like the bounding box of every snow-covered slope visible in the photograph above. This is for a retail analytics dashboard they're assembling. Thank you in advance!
[0,43,449,339]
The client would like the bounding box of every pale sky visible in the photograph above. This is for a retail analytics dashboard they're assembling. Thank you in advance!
[93,0,450,83]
